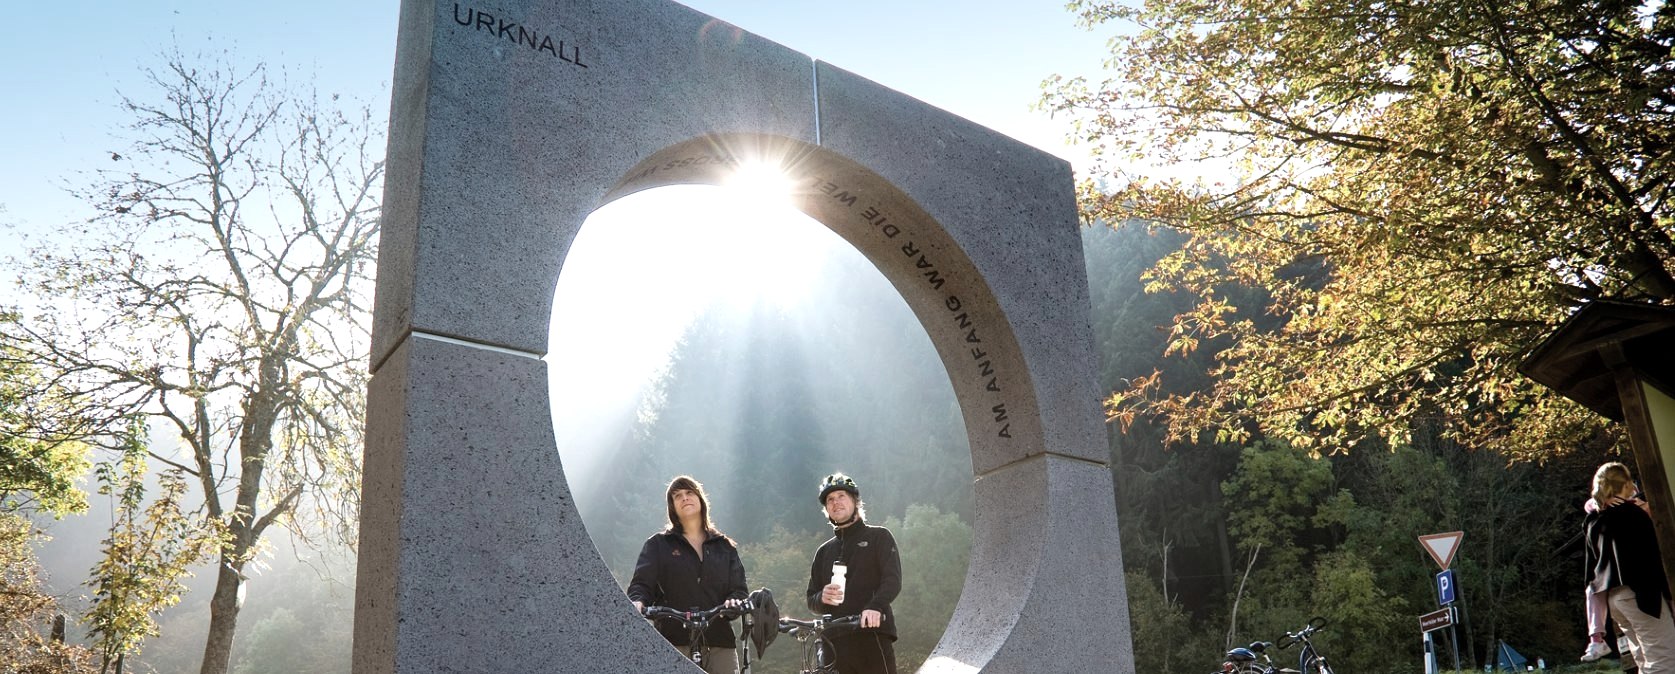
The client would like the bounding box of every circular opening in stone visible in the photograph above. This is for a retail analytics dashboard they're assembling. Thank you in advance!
[549,183,974,670]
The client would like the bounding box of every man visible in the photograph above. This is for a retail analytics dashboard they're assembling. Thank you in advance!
[806,473,902,674]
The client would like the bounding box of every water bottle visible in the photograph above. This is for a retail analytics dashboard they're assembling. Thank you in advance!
[830,563,847,603]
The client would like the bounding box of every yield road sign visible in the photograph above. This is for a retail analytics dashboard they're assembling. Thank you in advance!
[1419,531,1464,570]
[1420,607,1453,632]
[1437,569,1456,605]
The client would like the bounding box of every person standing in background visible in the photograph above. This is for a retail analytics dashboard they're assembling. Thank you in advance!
[1585,462,1675,672]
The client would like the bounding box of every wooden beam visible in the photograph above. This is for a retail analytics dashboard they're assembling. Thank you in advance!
[1604,341,1675,597]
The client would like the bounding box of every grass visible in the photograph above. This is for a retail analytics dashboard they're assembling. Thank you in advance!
[1438,661,1625,674]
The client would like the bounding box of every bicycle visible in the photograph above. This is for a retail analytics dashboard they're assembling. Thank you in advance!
[776,613,863,674]
[640,588,780,673]
[1276,616,1336,674]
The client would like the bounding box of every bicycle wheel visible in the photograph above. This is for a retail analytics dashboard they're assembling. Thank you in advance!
[1301,653,1333,674]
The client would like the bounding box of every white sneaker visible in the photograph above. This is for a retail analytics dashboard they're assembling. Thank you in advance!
[1582,640,1610,662]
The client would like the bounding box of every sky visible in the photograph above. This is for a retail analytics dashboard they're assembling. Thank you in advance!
[0,1,1115,240]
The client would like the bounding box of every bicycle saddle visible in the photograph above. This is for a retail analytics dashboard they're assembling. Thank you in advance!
[1226,647,1257,662]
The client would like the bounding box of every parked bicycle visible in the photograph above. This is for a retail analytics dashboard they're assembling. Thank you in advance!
[777,613,863,674]
[1276,616,1336,674]
[640,587,779,673]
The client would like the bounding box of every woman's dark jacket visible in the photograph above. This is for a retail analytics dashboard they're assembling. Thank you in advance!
[627,529,749,648]
[1585,499,1672,618]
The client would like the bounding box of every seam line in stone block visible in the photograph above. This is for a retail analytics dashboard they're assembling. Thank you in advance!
[412,330,542,360]
[812,59,822,145]
[975,451,1109,480]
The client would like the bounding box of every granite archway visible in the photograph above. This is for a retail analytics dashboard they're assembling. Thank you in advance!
[354,1,1132,671]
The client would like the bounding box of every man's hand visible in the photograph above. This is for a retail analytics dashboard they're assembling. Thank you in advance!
[821,583,845,606]
[860,609,883,629]
[632,600,644,614]
[724,598,743,609]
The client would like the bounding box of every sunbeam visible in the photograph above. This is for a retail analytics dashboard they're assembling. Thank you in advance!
[549,184,973,671]
[548,185,843,498]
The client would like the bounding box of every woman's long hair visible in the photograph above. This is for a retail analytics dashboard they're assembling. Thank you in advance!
[1593,462,1635,509]
[664,475,719,535]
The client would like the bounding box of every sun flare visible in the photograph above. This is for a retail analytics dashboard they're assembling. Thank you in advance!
[725,159,796,210]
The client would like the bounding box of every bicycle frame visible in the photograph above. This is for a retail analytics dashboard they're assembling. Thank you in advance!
[1296,640,1331,674]
[1277,617,1334,674]
[777,614,861,674]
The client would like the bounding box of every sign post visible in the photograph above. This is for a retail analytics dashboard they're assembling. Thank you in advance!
[1420,532,1465,672]
[1424,631,1438,674]
[1419,608,1452,674]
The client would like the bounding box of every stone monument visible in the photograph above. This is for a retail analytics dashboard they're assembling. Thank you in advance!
[355,0,1134,671]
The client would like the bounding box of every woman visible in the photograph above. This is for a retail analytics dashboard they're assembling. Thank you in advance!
[1585,461,1675,672]
[627,475,748,673]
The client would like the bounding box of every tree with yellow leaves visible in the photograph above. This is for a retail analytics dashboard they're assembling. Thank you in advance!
[1046,0,1674,456]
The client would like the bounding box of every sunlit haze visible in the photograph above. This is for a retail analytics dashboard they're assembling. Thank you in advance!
[548,184,846,480]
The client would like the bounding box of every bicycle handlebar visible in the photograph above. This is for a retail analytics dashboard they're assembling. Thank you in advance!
[640,601,751,626]
[1275,616,1328,649]
[777,614,863,635]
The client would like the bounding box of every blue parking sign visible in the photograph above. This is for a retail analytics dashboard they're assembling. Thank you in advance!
[1437,569,1456,605]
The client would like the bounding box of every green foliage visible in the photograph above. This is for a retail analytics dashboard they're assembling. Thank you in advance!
[1085,223,1247,613]
[231,609,307,674]
[0,346,90,517]
[1,513,97,673]
[85,423,221,670]
[1083,215,1610,670]
[1222,441,1336,556]
[1048,0,1675,459]
[879,504,971,671]
[1549,661,1634,674]
[229,594,352,674]
[1307,550,1405,672]
[0,348,96,671]
[1122,569,1207,674]
[738,524,822,618]
[1119,427,1599,672]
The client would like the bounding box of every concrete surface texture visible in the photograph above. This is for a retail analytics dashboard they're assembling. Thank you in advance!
[355,0,1133,671]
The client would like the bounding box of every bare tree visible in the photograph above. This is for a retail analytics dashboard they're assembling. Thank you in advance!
[1,47,382,674]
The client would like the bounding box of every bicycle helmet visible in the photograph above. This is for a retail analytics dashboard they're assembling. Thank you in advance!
[817,473,859,505]
[1226,647,1257,662]
[745,587,780,655]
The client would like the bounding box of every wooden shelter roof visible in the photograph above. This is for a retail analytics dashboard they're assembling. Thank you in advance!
[1518,299,1675,422]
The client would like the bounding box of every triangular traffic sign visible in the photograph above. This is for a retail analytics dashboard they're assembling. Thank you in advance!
[1419,531,1464,570]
